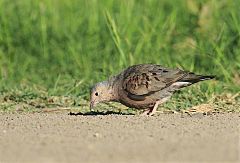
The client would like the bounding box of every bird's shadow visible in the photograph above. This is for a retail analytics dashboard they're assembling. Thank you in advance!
[68,110,135,116]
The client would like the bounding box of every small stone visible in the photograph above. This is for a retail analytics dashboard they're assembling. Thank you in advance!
[93,133,101,138]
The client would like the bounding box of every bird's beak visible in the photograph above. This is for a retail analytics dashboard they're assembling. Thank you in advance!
[90,101,95,111]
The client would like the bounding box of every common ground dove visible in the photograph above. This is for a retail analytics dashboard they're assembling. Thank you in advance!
[90,64,214,115]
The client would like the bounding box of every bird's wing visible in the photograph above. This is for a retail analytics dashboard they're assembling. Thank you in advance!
[122,64,188,96]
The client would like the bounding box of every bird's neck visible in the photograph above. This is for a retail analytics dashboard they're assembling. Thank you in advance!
[107,78,120,102]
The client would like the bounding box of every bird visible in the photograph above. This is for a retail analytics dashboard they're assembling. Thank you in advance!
[90,64,214,115]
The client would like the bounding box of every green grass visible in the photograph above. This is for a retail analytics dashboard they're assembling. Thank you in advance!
[0,0,239,113]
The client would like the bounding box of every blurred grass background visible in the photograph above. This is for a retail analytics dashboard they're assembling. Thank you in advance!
[0,0,239,112]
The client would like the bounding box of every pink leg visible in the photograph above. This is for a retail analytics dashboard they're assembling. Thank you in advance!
[141,108,154,116]
[141,97,170,116]
[148,101,161,116]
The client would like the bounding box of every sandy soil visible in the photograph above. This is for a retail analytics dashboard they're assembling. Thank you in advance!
[0,112,239,163]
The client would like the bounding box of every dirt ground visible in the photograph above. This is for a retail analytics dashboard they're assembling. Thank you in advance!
[0,112,239,163]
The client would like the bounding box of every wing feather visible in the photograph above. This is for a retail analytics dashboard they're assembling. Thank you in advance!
[122,64,187,96]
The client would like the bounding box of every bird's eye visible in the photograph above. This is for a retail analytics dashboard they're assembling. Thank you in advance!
[95,92,99,96]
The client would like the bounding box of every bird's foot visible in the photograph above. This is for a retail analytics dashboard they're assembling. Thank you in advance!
[148,109,157,116]
[140,108,156,116]
[140,100,163,116]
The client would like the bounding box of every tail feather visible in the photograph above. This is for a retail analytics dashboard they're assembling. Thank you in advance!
[180,73,215,84]
[169,73,215,91]
[198,75,215,81]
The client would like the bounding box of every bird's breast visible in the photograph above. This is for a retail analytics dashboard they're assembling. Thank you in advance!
[117,89,156,109]
[117,86,173,109]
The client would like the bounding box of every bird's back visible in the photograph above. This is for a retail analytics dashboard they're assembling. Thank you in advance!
[114,64,214,109]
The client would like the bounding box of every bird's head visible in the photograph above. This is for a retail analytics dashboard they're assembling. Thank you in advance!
[90,81,116,111]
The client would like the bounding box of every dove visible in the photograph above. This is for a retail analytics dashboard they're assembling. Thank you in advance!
[90,64,214,115]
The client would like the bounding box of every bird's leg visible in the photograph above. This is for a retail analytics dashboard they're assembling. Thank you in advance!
[141,108,154,116]
[148,101,161,116]
[140,101,160,116]
[141,97,171,116]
